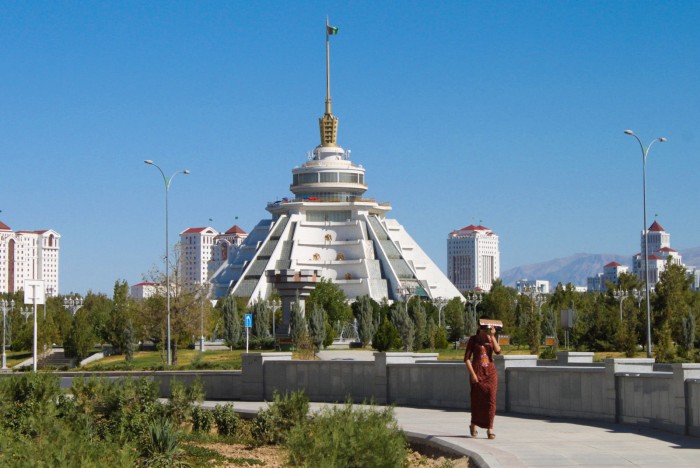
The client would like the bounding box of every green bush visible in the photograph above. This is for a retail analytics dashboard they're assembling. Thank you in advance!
[539,346,557,360]
[166,378,205,426]
[213,403,239,436]
[0,373,61,436]
[191,406,215,433]
[286,402,408,468]
[252,390,309,444]
[140,415,186,467]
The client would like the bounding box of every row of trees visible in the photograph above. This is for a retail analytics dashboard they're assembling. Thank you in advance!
[2,259,697,365]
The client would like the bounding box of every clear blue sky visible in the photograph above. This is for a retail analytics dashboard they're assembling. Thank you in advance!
[1,1,698,296]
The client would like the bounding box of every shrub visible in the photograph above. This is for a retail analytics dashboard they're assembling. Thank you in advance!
[373,318,401,352]
[286,402,407,467]
[0,373,61,436]
[252,390,309,444]
[140,415,186,467]
[166,378,205,426]
[191,406,215,433]
[213,404,239,436]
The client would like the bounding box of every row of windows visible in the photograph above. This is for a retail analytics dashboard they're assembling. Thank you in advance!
[293,171,365,185]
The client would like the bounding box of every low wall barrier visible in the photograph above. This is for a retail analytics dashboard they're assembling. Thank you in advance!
[2,351,699,437]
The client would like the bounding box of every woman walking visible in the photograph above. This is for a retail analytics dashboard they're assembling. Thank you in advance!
[464,319,501,439]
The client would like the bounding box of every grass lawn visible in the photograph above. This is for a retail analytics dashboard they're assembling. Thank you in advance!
[81,348,255,371]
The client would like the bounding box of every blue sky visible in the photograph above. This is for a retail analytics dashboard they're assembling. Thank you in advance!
[1,1,699,296]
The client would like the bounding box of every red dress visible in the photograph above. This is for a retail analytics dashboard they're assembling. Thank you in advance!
[465,335,498,429]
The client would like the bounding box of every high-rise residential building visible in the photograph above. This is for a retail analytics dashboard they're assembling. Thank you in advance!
[447,225,500,292]
[632,221,683,288]
[0,220,60,296]
[179,224,248,289]
[209,29,462,306]
[129,282,163,300]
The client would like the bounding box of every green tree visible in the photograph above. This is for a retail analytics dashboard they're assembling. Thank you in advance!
[222,295,241,350]
[390,304,415,351]
[105,280,133,353]
[308,279,352,326]
[653,261,694,347]
[481,280,518,332]
[372,316,401,352]
[443,297,465,341]
[251,298,271,339]
[409,300,427,349]
[64,308,96,362]
[289,299,307,349]
[308,303,327,354]
[354,295,377,347]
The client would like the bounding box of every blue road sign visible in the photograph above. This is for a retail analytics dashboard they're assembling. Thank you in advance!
[244,313,253,328]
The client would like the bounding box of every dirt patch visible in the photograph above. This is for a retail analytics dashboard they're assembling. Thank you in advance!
[196,441,470,467]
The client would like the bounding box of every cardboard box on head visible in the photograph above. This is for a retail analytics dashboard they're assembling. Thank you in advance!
[479,318,503,332]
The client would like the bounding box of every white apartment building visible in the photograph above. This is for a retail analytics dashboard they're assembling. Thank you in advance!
[632,221,683,288]
[447,225,500,292]
[179,224,248,289]
[515,279,550,294]
[129,282,162,300]
[0,221,60,296]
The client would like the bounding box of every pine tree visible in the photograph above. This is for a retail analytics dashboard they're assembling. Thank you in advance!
[308,303,327,353]
[222,296,241,350]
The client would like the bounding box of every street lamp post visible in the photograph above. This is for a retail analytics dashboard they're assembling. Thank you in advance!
[145,159,190,366]
[613,290,627,322]
[396,285,417,316]
[624,130,666,358]
[0,299,14,370]
[465,292,484,328]
[63,296,83,316]
[433,297,448,328]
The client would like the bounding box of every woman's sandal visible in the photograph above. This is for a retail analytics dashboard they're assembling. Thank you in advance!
[487,431,496,439]
[470,425,478,437]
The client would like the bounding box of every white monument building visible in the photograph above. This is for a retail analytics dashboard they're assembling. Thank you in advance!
[0,220,60,296]
[210,27,462,305]
[632,221,683,288]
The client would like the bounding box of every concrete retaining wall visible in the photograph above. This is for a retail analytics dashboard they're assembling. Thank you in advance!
[3,351,700,437]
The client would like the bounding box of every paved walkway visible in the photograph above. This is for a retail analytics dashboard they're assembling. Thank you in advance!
[204,401,700,467]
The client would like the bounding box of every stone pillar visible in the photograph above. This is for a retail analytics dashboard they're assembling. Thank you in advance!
[556,351,594,365]
[603,358,655,422]
[671,363,700,434]
[373,352,421,405]
[494,354,537,412]
[240,352,292,401]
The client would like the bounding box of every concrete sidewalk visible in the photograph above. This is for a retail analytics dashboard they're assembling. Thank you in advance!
[206,401,700,467]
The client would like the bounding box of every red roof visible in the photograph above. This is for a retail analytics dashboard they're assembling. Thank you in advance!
[648,255,664,261]
[648,221,665,232]
[604,262,622,267]
[657,247,677,253]
[225,225,247,235]
[451,224,490,235]
[182,227,208,234]
[0,221,11,231]
[132,282,159,287]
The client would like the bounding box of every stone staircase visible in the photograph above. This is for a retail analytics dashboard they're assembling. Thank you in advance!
[38,349,75,370]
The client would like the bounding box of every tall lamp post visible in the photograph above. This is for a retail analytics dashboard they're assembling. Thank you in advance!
[624,130,666,358]
[396,285,417,316]
[433,297,448,328]
[613,289,627,322]
[145,159,190,366]
[0,299,13,370]
[63,296,83,316]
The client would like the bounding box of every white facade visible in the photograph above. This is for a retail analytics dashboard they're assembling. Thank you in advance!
[179,227,218,288]
[209,225,247,277]
[632,221,683,289]
[447,225,500,292]
[0,221,60,296]
[515,279,550,294]
[209,69,463,304]
[130,282,162,300]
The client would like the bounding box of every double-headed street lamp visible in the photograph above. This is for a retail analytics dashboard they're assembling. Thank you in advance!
[63,296,83,316]
[396,285,417,315]
[624,130,666,358]
[144,159,190,366]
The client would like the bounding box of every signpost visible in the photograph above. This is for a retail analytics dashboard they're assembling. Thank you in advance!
[244,313,252,353]
[24,280,45,373]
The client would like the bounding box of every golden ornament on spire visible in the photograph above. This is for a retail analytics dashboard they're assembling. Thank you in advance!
[319,18,339,147]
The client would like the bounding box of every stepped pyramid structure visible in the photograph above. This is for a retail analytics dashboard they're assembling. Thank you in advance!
[210,23,462,307]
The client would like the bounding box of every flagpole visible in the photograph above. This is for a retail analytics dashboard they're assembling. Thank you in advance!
[325,17,331,115]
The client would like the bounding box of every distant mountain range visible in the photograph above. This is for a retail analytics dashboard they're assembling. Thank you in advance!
[501,247,700,287]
